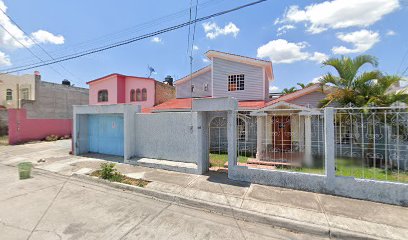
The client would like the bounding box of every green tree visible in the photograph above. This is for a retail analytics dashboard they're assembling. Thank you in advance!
[297,82,314,89]
[319,55,407,107]
[282,87,297,95]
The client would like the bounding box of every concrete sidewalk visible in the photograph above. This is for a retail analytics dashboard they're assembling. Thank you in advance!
[1,140,407,239]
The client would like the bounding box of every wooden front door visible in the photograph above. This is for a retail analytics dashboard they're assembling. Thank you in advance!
[272,116,291,151]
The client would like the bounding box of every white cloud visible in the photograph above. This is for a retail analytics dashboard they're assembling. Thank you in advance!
[309,52,328,63]
[0,1,65,49]
[276,24,295,36]
[257,39,328,64]
[151,37,162,43]
[311,76,323,83]
[332,29,380,54]
[277,0,399,34]
[269,86,280,92]
[202,22,240,39]
[193,45,199,50]
[0,51,11,66]
[31,30,64,45]
[386,30,396,36]
[202,58,210,63]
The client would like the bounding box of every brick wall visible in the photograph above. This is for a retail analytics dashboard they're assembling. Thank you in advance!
[155,82,175,106]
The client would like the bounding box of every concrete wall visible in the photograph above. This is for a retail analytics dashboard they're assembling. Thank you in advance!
[125,77,156,108]
[131,112,198,163]
[0,109,7,136]
[23,81,88,119]
[8,109,72,144]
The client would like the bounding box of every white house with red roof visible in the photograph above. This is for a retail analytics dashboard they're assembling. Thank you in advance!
[148,50,333,165]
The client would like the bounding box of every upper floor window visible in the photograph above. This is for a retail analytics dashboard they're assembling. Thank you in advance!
[228,74,244,91]
[98,90,108,102]
[142,88,147,101]
[136,89,142,101]
[130,89,136,102]
[21,88,30,100]
[6,89,12,101]
[204,83,209,91]
[191,85,195,92]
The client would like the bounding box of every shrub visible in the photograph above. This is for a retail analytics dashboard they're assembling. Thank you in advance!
[45,135,59,141]
[100,162,118,180]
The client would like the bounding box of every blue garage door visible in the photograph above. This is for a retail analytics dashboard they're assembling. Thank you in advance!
[88,114,124,156]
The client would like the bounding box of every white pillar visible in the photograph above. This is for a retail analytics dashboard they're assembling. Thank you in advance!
[227,110,237,169]
[256,115,266,160]
[324,107,335,191]
[304,115,312,167]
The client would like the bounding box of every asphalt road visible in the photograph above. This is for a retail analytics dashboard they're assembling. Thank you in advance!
[0,164,322,240]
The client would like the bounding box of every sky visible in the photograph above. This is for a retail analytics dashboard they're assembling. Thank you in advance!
[0,0,407,92]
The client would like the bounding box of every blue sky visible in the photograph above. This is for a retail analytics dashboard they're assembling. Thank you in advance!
[0,0,407,91]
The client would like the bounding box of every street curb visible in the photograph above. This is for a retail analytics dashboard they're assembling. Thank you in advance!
[72,173,380,240]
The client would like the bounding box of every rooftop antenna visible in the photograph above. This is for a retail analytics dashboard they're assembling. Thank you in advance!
[147,65,156,78]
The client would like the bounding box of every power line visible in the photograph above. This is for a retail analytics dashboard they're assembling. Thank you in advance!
[0,7,81,82]
[0,0,268,75]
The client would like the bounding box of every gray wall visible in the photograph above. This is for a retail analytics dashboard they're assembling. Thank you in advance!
[23,81,88,119]
[0,110,7,136]
[288,91,328,108]
[212,58,265,101]
[176,70,212,98]
[131,112,199,163]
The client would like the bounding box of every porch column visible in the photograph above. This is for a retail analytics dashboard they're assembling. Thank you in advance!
[304,114,312,167]
[256,115,266,160]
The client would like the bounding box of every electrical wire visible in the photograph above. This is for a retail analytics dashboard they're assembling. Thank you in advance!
[0,0,268,75]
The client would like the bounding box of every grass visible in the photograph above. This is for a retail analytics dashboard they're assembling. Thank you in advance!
[209,153,248,167]
[209,153,408,183]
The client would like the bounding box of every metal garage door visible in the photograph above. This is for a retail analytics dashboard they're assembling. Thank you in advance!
[88,114,124,156]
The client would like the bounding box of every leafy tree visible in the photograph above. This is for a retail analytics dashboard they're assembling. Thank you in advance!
[319,55,408,107]
[282,87,297,95]
[297,82,314,89]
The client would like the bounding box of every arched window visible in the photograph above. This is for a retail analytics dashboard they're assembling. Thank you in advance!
[130,89,135,102]
[6,89,12,101]
[142,88,147,101]
[136,89,141,101]
[98,90,108,102]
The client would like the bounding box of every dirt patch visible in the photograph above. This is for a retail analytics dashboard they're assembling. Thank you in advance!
[90,170,150,188]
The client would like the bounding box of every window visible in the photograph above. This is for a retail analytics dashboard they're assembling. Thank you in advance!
[191,85,195,92]
[98,90,108,102]
[136,89,141,101]
[130,89,135,102]
[6,89,12,101]
[21,88,30,100]
[228,74,244,91]
[142,88,147,101]
[204,83,209,91]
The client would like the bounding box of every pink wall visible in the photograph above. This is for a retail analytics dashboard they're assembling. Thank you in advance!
[88,76,118,105]
[117,75,126,104]
[125,77,155,108]
[8,109,72,145]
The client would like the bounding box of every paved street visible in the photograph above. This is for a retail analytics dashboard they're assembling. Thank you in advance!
[0,164,322,240]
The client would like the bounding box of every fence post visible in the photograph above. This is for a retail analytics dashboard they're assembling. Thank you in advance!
[227,110,237,171]
[324,107,335,191]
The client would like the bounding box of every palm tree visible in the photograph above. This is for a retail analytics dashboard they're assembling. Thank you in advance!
[297,82,314,89]
[281,87,297,95]
[319,55,407,107]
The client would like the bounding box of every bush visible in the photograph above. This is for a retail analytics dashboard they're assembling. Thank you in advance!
[100,162,118,180]
[45,135,59,141]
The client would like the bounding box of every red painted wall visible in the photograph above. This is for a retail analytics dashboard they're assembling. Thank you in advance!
[8,109,72,145]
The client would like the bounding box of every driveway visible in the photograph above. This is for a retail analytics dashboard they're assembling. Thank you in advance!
[0,164,318,240]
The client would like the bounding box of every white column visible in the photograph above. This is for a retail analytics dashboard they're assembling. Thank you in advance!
[256,115,266,160]
[324,107,335,191]
[304,115,312,167]
[227,110,237,169]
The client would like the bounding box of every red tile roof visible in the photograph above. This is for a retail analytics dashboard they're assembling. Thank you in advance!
[144,98,267,113]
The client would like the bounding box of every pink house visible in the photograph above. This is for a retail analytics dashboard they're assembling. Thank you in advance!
[87,73,175,108]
